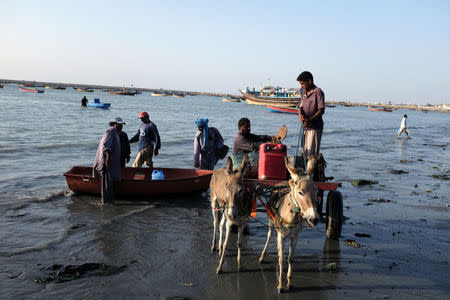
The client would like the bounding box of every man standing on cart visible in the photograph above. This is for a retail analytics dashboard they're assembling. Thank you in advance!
[297,71,325,160]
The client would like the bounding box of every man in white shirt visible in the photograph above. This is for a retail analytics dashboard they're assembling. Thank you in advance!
[398,114,410,138]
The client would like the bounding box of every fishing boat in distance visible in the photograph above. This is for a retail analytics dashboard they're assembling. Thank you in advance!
[172,93,185,98]
[87,98,111,109]
[19,87,44,93]
[0,84,3,88]
[45,85,66,90]
[266,105,298,114]
[77,88,94,92]
[110,90,136,96]
[369,106,393,112]
[64,166,214,197]
[151,91,168,97]
[223,97,241,102]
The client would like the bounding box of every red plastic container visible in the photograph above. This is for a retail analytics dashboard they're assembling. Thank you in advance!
[258,143,287,180]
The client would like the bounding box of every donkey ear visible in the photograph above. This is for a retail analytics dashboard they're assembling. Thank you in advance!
[226,156,233,175]
[285,156,298,180]
[239,154,249,176]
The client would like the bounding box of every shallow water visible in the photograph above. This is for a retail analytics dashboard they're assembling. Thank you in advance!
[0,84,449,298]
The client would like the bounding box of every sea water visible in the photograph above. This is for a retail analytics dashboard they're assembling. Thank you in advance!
[0,83,448,298]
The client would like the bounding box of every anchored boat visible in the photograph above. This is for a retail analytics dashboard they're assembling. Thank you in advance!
[87,98,111,109]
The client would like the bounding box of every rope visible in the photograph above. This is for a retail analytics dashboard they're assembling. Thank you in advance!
[294,121,307,168]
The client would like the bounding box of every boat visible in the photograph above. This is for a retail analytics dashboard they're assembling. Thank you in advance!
[45,85,66,90]
[369,106,393,112]
[244,93,299,107]
[266,105,298,114]
[325,104,336,108]
[19,87,44,93]
[151,91,168,97]
[77,88,94,92]
[110,90,136,96]
[87,98,111,109]
[0,84,3,88]
[223,97,241,103]
[172,93,185,98]
[63,166,214,197]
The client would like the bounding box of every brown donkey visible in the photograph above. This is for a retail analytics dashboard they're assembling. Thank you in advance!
[210,155,251,274]
[259,158,319,293]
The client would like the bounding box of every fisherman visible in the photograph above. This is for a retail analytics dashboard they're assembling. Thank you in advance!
[398,114,410,138]
[298,71,325,159]
[232,118,283,154]
[193,118,226,170]
[81,96,88,107]
[115,118,131,167]
[92,117,123,204]
[130,111,161,168]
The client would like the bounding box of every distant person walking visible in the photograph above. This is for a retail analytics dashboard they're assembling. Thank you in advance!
[193,118,225,170]
[81,96,88,107]
[92,117,124,204]
[130,111,161,168]
[297,71,325,159]
[398,114,410,138]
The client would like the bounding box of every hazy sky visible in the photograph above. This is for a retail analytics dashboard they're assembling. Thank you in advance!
[1,0,449,104]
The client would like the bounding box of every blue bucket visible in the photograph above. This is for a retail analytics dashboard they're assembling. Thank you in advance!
[151,169,164,180]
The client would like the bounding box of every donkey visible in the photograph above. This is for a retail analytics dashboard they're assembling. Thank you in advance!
[259,158,319,293]
[210,154,252,274]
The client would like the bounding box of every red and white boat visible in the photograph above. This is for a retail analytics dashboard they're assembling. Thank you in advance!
[266,105,298,114]
[19,87,44,93]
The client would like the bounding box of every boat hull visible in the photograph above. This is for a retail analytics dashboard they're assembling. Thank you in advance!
[266,105,298,114]
[19,87,44,93]
[244,93,299,107]
[369,106,393,112]
[64,166,214,196]
[223,97,241,102]
[87,103,111,109]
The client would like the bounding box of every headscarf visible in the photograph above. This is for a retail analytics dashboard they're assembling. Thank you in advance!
[195,118,209,148]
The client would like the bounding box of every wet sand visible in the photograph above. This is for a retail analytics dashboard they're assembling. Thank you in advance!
[1,193,448,299]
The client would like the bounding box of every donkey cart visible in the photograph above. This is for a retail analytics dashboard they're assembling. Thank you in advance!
[243,177,344,240]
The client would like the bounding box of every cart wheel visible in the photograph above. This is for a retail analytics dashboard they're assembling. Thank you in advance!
[326,190,343,240]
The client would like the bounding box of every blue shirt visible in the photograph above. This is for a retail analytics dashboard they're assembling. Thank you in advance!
[130,121,161,151]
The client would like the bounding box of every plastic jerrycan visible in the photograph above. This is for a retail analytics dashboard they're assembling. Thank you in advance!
[258,143,287,180]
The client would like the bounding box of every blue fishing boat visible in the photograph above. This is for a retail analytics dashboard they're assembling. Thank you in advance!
[87,98,111,109]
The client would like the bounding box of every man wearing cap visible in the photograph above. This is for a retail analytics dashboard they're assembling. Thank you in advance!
[92,117,124,203]
[130,111,161,168]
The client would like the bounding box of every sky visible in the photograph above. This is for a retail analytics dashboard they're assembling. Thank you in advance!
[1,0,449,104]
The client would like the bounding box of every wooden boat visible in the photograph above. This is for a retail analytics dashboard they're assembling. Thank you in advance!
[77,88,94,92]
[109,90,136,96]
[19,87,44,93]
[0,84,3,88]
[266,105,298,114]
[151,92,168,97]
[64,166,214,197]
[223,97,241,102]
[45,85,66,90]
[244,93,298,107]
[325,104,336,108]
[87,98,110,109]
[369,106,393,112]
[172,93,185,98]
